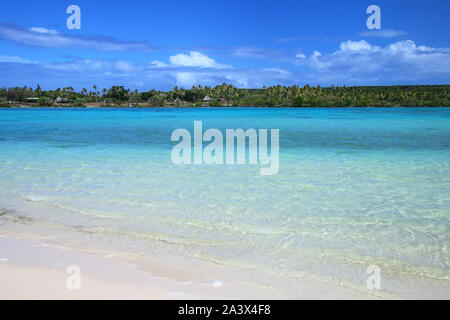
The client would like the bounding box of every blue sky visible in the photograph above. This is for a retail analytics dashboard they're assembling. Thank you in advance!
[0,0,449,90]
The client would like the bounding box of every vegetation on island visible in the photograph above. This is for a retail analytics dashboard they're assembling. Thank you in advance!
[0,83,449,108]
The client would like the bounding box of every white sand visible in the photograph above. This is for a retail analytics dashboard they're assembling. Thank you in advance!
[0,235,394,300]
[0,236,287,300]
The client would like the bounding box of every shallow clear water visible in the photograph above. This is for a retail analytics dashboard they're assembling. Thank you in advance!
[0,107,449,295]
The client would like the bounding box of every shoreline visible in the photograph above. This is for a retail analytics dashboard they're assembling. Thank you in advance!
[1,202,449,300]
[0,232,396,300]
[1,84,449,108]
[1,105,449,109]
[0,179,449,299]
[1,200,449,300]
[3,224,447,300]
[0,236,289,300]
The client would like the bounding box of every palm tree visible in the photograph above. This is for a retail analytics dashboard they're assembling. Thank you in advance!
[36,84,42,97]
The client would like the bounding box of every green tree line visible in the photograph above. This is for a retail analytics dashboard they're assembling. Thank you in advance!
[0,83,449,107]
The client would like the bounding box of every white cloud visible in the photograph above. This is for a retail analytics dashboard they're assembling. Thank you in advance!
[1,39,450,91]
[169,67,290,88]
[169,51,231,69]
[359,29,407,38]
[29,27,59,35]
[150,60,169,68]
[149,52,231,70]
[340,40,375,52]
[295,39,450,82]
[25,56,288,89]
[0,23,155,52]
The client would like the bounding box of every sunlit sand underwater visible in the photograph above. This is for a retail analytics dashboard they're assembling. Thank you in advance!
[0,107,449,298]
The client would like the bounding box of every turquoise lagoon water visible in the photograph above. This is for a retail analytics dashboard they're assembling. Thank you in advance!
[0,107,449,297]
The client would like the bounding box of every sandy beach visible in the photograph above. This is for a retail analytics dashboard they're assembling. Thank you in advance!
[1,235,397,300]
[0,236,290,300]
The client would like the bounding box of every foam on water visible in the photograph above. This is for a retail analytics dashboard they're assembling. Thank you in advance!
[0,107,449,297]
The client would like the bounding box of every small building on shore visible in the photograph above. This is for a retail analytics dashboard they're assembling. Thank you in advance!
[55,96,73,104]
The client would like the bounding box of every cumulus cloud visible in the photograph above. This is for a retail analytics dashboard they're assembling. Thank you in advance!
[295,39,450,82]
[0,23,155,52]
[0,53,291,90]
[1,39,449,90]
[359,29,407,38]
[151,51,231,69]
[146,52,293,87]
[340,40,374,52]
[170,68,290,88]
[170,51,228,68]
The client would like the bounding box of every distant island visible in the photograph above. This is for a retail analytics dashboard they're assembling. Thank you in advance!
[1,84,449,108]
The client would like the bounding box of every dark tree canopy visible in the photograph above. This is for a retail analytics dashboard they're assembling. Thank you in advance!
[0,84,449,107]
